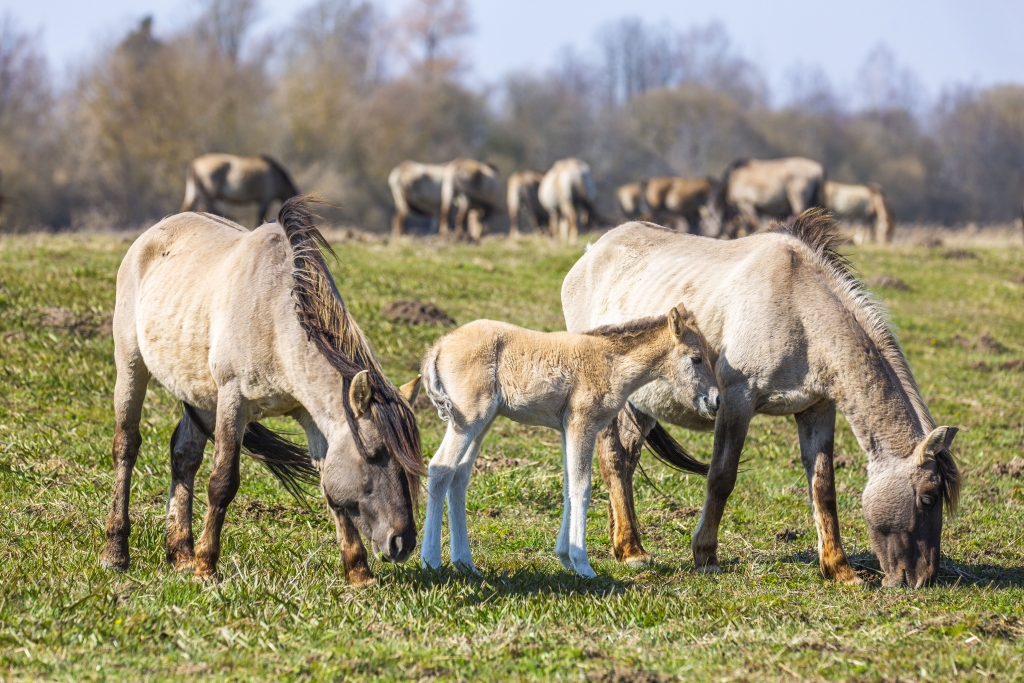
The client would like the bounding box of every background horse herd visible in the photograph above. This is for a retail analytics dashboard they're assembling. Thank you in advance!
[179,152,895,245]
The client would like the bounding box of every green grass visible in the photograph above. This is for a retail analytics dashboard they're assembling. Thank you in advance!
[1,232,1023,682]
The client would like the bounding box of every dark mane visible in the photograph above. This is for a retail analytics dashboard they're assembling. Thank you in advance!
[773,208,960,512]
[584,314,668,339]
[713,158,751,214]
[278,196,424,478]
[261,154,299,198]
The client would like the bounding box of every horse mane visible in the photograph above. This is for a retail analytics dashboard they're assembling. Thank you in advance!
[772,208,960,511]
[713,158,750,213]
[278,196,424,479]
[585,313,668,339]
[261,154,299,198]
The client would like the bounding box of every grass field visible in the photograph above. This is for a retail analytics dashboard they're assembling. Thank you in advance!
[1,231,1023,682]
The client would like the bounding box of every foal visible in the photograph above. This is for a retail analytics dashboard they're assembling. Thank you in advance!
[420,305,719,577]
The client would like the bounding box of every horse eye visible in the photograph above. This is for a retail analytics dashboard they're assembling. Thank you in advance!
[691,356,703,365]
[919,494,936,507]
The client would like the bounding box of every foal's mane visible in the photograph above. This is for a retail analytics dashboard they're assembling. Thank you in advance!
[584,314,667,339]
[279,196,424,478]
[773,208,960,510]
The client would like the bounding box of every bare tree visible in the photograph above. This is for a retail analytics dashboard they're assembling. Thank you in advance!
[195,0,261,62]
[396,0,473,81]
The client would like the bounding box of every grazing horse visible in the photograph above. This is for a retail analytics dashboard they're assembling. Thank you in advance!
[101,196,424,584]
[707,157,826,238]
[642,176,717,234]
[507,170,548,237]
[562,209,961,588]
[389,159,500,239]
[441,158,501,240]
[181,153,298,228]
[539,158,599,242]
[825,181,895,244]
[617,182,646,221]
[420,306,718,576]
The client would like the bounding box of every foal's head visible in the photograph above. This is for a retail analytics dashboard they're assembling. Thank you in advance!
[663,304,720,420]
[321,371,423,564]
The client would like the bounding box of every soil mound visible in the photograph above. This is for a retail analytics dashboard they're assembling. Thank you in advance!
[382,300,455,326]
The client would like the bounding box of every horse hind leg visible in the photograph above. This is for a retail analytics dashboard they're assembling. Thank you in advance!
[421,423,480,570]
[596,407,655,567]
[795,402,860,585]
[100,349,150,570]
[447,421,493,573]
[193,386,246,579]
[165,406,210,571]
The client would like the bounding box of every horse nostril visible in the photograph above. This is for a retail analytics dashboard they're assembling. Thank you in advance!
[388,534,404,559]
[713,393,721,411]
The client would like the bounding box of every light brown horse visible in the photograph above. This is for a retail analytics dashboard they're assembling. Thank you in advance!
[420,307,718,577]
[181,153,299,228]
[825,181,895,244]
[707,157,826,238]
[563,209,960,588]
[642,176,717,234]
[389,159,500,239]
[507,170,548,236]
[102,197,423,584]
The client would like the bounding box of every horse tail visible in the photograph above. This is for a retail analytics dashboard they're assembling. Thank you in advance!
[421,344,454,423]
[182,403,319,507]
[261,154,299,199]
[181,162,198,212]
[644,422,709,476]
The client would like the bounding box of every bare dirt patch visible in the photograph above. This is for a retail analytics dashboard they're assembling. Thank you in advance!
[1001,359,1024,371]
[239,500,292,520]
[969,361,992,372]
[591,670,674,683]
[838,482,862,497]
[381,299,455,326]
[993,459,1024,478]
[775,528,802,542]
[865,275,910,291]
[834,454,856,469]
[38,307,112,337]
[943,249,977,260]
[954,334,1009,354]
[1011,274,1024,285]
[474,455,536,472]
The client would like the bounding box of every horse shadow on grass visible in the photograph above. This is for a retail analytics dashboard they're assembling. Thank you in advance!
[779,549,1024,588]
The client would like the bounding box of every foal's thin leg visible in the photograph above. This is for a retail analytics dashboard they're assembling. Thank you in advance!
[555,431,572,570]
[691,392,752,573]
[100,358,150,570]
[562,423,598,578]
[596,407,655,566]
[166,408,210,570]
[194,387,245,579]
[421,425,477,569]
[448,423,491,572]
[796,403,860,585]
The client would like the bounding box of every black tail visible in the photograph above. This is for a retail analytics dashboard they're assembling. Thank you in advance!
[182,404,320,507]
[644,422,710,476]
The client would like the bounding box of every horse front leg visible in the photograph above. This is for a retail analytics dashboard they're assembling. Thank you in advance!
[100,359,150,570]
[596,406,655,566]
[691,390,752,573]
[255,199,271,228]
[193,388,245,579]
[559,422,598,577]
[795,402,860,584]
[421,424,477,570]
[328,505,374,586]
[166,407,209,571]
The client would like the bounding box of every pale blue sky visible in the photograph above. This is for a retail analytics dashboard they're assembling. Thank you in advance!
[5,0,1024,102]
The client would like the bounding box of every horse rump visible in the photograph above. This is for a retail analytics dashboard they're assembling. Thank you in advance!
[182,403,320,507]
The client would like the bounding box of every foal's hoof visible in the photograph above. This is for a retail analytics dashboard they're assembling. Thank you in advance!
[453,560,480,576]
[695,563,721,575]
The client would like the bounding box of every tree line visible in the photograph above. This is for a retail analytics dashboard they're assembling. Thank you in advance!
[1,0,1022,232]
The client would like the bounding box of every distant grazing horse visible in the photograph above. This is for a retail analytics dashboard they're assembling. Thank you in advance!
[389,159,500,239]
[441,158,501,240]
[563,210,960,588]
[102,197,424,585]
[617,182,645,220]
[420,306,718,577]
[539,158,599,242]
[181,153,298,228]
[825,181,895,244]
[707,157,825,238]
[641,176,717,234]
[507,170,548,236]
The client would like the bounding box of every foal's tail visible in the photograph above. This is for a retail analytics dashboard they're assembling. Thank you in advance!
[182,404,320,507]
[644,422,710,476]
[421,345,454,423]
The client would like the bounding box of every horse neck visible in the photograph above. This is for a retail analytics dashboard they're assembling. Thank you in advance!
[827,327,924,461]
[597,327,674,394]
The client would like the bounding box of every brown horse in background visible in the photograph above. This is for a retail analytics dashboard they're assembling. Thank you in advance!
[181,153,298,228]
[507,170,548,237]
[825,181,895,244]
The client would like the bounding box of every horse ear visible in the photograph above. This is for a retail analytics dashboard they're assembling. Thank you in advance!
[349,370,373,418]
[398,374,421,403]
[668,308,684,340]
[916,426,958,464]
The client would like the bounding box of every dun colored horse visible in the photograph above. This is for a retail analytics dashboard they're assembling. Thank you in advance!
[707,157,826,238]
[825,181,895,244]
[389,159,500,239]
[181,153,298,228]
[619,176,716,234]
[420,307,718,577]
[507,170,547,236]
[102,197,423,584]
[562,209,960,588]
[539,158,599,242]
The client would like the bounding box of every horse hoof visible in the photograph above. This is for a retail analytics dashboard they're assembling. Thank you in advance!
[99,551,128,571]
[454,560,479,576]
[695,563,721,575]
[623,554,651,569]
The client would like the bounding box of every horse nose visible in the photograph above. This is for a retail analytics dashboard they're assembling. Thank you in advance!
[705,388,720,413]
[386,531,414,563]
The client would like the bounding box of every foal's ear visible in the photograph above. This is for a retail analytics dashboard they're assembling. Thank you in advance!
[668,307,687,340]
[398,374,422,403]
[915,425,958,464]
[349,370,373,418]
